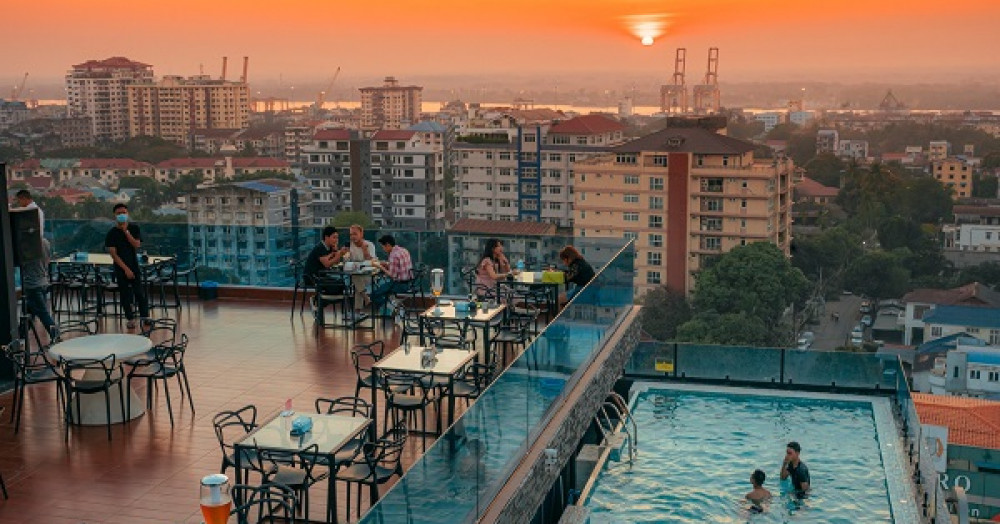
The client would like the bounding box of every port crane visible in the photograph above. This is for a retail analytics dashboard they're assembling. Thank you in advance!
[315,67,341,110]
[11,72,28,101]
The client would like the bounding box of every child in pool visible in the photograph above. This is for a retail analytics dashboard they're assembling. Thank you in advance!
[745,469,772,512]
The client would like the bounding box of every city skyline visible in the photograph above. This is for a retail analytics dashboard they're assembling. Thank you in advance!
[4,0,1000,88]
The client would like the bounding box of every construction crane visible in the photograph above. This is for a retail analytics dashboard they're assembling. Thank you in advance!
[315,67,341,111]
[692,48,721,114]
[660,48,687,114]
[11,72,28,101]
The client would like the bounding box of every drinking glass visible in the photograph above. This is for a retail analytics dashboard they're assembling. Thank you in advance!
[199,474,232,524]
[430,268,444,315]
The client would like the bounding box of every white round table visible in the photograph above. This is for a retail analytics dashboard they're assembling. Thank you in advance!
[49,334,152,425]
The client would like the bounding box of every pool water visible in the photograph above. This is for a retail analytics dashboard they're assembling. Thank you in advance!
[585,387,905,523]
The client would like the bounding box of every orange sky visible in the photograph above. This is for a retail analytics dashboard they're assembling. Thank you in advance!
[4,0,1000,87]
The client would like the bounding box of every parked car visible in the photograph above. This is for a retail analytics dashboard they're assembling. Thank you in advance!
[797,331,815,349]
[850,333,864,346]
[860,300,872,314]
[861,315,873,327]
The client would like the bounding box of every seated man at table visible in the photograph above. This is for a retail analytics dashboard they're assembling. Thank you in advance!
[105,203,149,329]
[303,226,348,287]
[345,224,378,311]
[371,234,413,311]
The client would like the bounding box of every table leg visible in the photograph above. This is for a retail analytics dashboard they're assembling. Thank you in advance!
[447,375,456,427]
[370,370,379,441]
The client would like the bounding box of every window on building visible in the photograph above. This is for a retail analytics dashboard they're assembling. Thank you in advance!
[649,234,663,248]
[649,196,664,210]
[650,177,664,191]
[931,326,943,337]
[524,134,536,143]
[647,252,662,266]
[549,153,562,162]
[648,215,663,228]
[625,175,639,185]
[616,154,638,165]
[624,212,639,222]
[990,371,1000,382]
[624,194,639,203]
[702,237,721,250]
[624,231,638,241]
[970,369,981,380]
[653,155,668,167]
[991,329,1000,345]
[646,271,661,285]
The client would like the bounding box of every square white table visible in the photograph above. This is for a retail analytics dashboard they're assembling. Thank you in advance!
[419,303,505,366]
[373,345,480,432]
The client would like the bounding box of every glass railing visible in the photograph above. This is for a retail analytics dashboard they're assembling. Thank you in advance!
[42,219,629,291]
[357,239,635,523]
[627,342,948,522]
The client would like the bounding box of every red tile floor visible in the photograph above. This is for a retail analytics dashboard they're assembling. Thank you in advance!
[0,300,431,523]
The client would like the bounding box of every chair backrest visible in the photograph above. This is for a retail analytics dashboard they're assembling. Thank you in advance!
[212,405,258,455]
[162,333,190,368]
[315,396,372,418]
[349,341,385,381]
[425,317,475,349]
[381,371,433,405]
[231,483,298,524]
[369,419,408,474]
[141,318,178,347]
[57,318,99,340]
[61,354,119,388]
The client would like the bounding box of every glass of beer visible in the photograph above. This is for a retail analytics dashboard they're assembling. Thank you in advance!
[199,474,232,524]
[430,268,444,315]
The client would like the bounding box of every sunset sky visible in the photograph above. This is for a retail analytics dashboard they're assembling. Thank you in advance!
[4,0,999,89]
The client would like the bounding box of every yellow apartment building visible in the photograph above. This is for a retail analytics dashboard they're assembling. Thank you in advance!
[128,75,250,147]
[574,127,793,297]
[933,158,973,199]
[360,76,423,131]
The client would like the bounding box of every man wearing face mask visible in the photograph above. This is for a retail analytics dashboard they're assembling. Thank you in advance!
[105,203,149,328]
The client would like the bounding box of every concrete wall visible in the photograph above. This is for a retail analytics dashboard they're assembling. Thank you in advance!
[484,308,642,523]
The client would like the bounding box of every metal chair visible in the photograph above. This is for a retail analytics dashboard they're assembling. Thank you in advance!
[4,337,63,434]
[59,354,126,441]
[313,271,356,328]
[335,419,407,521]
[212,405,259,478]
[380,371,440,451]
[288,259,306,319]
[0,407,6,499]
[350,341,385,400]
[230,483,298,524]
[242,443,328,521]
[174,248,200,305]
[126,333,194,427]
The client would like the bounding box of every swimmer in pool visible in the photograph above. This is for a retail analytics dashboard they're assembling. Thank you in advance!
[744,469,772,512]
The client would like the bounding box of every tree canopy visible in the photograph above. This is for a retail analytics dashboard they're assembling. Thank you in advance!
[639,286,692,341]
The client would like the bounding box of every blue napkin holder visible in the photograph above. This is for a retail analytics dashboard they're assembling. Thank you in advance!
[454,301,469,313]
[290,415,313,436]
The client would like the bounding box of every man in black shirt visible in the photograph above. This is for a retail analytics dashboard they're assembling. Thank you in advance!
[780,441,811,497]
[304,226,348,285]
[105,203,148,328]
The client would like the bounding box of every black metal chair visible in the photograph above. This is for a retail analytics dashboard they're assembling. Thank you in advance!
[53,317,99,343]
[212,405,259,478]
[350,341,385,400]
[313,271,356,328]
[289,259,307,319]
[174,248,200,306]
[425,317,476,351]
[231,483,298,524]
[335,419,407,521]
[60,354,126,441]
[242,443,328,521]
[380,371,440,451]
[492,309,537,368]
[4,337,63,434]
[126,333,194,426]
[0,407,6,499]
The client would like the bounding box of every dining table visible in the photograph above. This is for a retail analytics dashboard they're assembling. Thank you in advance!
[48,333,152,424]
[418,302,505,367]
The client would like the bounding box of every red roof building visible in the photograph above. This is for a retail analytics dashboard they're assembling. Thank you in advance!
[313,129,352,141]
[449,218,558,236]
[795,177,839,203]
[549,114,625,135]
[371,130,417,141]
[913,393,1000,450]
[72,56,152,71]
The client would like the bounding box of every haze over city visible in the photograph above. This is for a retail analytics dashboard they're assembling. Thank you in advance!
[4,0,1000,90]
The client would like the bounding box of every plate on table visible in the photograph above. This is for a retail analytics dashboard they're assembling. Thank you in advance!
[438,299,453,306]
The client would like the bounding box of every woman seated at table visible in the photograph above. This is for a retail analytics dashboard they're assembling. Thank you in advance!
[559,245,595,304]
[474,238,514,297]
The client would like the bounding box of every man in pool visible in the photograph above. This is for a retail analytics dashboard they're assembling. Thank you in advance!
[745,469,772,512]
[780,441,811,497]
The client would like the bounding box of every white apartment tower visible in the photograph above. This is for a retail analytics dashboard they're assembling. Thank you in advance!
[66,57,155,142]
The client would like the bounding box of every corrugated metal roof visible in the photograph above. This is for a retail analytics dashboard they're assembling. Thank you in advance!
[967,352,1000,366]
[448,218,558,236]
[613,127,755,155]
[923,305,1000,329]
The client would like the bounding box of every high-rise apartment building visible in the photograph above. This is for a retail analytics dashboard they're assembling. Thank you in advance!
[360,76,422,131]
[574,127,793,297]
[187,179,312,286]
[300,128,370,227]
[128,75,249,146]
[454,114,626,228]
[66,57,154,142]
[933,158,973,199]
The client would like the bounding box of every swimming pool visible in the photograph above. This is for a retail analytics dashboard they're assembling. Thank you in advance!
[584,384,917,523]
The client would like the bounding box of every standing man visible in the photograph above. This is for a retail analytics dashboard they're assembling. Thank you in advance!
[14,189,45,236]
[371,234,413,310]
[105,203,149,328]
[780,441,811,497]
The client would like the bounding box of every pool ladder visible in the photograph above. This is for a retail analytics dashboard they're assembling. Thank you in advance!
[594,392,638,466]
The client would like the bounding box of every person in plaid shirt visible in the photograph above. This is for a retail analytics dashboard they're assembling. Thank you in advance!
[371,234,413,308]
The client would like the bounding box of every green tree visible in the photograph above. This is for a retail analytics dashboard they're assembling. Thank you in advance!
[893,176,952,225]
[803,153,845,187]
[791,226,862,282]
[726,118,764,141]
[676,312,770,347]
[973,173,998,198]
[687,242,809,345]
[983,152,1000,170]
[844,251,910,301]
[331,211,373,229]
[957,262,1000,290]
[639,286,692,341]
[765,123,799,141]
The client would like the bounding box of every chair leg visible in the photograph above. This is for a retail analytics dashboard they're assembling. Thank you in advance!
[118,381,126,424]
[13,382,24,434]
[104,389,112,441]
[0,469,8,500]
[180,370,195,414]
[162,377,175,427]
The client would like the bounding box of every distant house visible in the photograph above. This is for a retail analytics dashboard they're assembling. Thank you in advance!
[901,282,1000,345]
[911,332,992,393]
[922,304,1000,345]
[794,177,839,205]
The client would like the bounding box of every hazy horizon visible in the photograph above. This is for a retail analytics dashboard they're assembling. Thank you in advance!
[4,0,1000,89]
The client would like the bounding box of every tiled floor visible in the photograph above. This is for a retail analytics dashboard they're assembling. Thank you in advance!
[0,300,432,524]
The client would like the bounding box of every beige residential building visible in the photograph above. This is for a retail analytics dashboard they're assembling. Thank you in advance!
[128,75,250,146]
[360,76,422,131]
[574,127,793,297]
[933,158,973,199]
[66,57,155,142]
